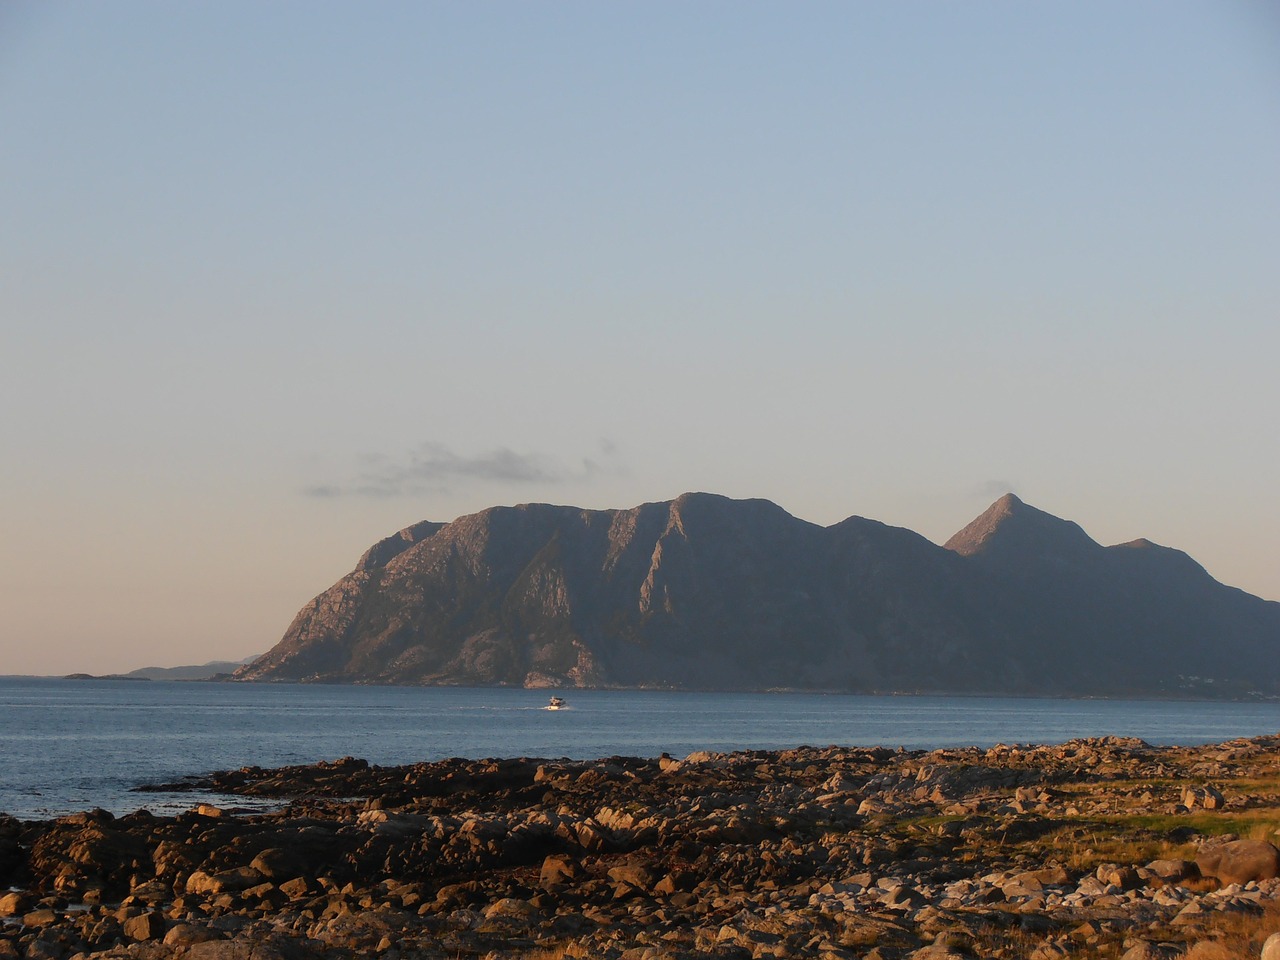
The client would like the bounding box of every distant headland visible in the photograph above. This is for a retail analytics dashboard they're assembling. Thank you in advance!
[64,658,260,683]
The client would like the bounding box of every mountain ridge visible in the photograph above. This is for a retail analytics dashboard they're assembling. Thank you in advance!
[237,493,1280,697]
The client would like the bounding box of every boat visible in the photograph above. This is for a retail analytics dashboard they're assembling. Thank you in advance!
[547,696,566,710]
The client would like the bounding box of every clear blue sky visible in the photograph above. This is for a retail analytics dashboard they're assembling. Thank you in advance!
[2,2,1278,674]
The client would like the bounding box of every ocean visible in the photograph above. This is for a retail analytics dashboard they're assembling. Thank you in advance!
[1,676,1276,821]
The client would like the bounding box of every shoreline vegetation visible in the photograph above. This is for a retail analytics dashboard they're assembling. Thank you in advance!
[3,736,1280,959]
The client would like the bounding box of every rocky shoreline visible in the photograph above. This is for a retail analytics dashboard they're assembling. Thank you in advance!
[3,736,1279,960]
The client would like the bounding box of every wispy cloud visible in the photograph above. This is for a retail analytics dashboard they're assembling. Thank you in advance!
[974,479,1018,500]
[305,441,618,498]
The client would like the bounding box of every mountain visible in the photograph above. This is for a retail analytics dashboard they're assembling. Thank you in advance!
[122,657,259,681]
[236,493,1280,697]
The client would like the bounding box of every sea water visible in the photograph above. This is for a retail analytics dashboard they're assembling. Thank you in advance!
[0,676,1276,820]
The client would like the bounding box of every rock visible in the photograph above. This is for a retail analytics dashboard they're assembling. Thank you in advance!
[1145,859,1198,883]
[1181,785,1225,810]
[19,939,63,960]
[1120,943,1181,960]
[654,868,697,895]
[1194,839,1280,885]
[185,867,265,895]
[821,772,861,795]
[0,892,31,917]
[882,885,928,910]
[1185,943,1241,960]
[249,848,305,879]
[908,947,968,960]
[1260,932,1280,960]
[607,860,659,892]
[483,897,540,920]
[186,941,290,960]
[1025,865,1071,886]
[574,819,615,852]
[540,854,585,889]
[163,923,222,946]
[684,751,719,765]
[1098,864,1142,891]
[277,876,313,899]
[10,733,1280,960]
[122,911,166,942]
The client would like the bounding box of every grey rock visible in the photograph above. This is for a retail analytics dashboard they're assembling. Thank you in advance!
[1145,859,1198,883]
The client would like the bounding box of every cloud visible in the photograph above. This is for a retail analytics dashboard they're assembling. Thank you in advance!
[306,441,618,498]
[974,479,1018,500]
[301,484,344,498]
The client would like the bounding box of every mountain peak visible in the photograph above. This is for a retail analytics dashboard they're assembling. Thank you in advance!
[236,491,1279,696]
[991,492,1024,512]
[944,494,1098,561]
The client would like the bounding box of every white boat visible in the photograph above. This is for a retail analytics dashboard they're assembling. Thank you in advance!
[547,696,566,710]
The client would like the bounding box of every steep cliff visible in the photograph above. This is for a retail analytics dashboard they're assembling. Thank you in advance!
[237,493,1280,695]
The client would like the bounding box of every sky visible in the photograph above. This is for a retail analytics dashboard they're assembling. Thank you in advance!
[2,2,1278,676]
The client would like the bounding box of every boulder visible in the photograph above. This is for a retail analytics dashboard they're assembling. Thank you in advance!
[1194,839,1280,885]
[1120,944,1181,960]
[1181,785,1225,810]
[821,771,861,795]
[185,866,265,895]
[18,938,63,960]
[540,854,585,889]
[1144,858,1197,882]
[483,897,541,920]
[684,751,719,764]
[164,923,222,946]
[277,876,313,899]
[0,892,31,917]
[1097,864,1141,891]
[249,848,306,879]
[1260,932,1280,960]
[909,948,969,960]
[122,911,166,942]
[1010,865,1070,888]
[882,885,928,910]
[607,860,659,892]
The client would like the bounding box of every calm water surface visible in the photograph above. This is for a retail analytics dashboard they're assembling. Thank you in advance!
[1,677,1276,820]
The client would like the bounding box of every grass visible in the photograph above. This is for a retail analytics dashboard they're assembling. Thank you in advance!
[1009,804,1280,873]
[1175,896,1280,959]
[959,889,1280,960]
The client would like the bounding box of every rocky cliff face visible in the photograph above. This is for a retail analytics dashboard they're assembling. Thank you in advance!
[237,493,1280,695]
